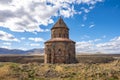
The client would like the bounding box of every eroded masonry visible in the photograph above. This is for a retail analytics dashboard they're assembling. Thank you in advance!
[44,17,76,64]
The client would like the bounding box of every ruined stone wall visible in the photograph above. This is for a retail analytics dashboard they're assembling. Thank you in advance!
[44,17,76,64]
[44,41,75,64]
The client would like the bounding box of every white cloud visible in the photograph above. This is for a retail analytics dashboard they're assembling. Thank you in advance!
[81,7,90,13]
[76,41,95,53]
[0,31,20,42]
[0,0,103,32]
[102,35,106,38]
[81,35,90,39]
[89,24,95,28]
[28,37,45,42]
[18,47,27,50]
[3,42,11,45]
[83,15,87,20]
[89,6,95,9]
[1,46,11,49]
[94,38,101,42]
[96,37,120,53]
[82,0,91,3]
[21,37,26,40]
[76,36,120,53]
[81,24,85,27]
[81,0,103,5]
[30,43,40,47]
[2,42,11,49]
[0,0,12,4]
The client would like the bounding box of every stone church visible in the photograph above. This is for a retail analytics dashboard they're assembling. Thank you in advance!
[44,17,76,64]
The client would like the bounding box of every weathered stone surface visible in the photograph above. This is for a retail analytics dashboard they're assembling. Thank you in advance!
[44,17,76,64]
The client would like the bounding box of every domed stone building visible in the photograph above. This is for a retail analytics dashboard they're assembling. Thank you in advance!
[44,17,76,64]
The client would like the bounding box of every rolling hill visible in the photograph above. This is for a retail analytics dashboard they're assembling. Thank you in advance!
[0,48,44,55]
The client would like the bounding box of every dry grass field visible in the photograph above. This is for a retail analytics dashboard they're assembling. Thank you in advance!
[0,54,120,80]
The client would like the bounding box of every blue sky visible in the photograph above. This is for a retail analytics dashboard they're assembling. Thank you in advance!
[0,0,120,53]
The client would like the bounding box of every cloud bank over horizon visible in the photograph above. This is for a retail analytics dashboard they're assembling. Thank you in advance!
[0,0,120,54]
[0,0,103,32]
[76,36,120,53]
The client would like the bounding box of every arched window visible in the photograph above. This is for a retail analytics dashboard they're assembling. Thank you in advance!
[58,49,62,54]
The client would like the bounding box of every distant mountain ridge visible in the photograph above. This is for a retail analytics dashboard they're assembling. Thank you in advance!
[0,48,44,55]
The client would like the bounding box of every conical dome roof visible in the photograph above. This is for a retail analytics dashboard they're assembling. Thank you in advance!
[51,17,69,30]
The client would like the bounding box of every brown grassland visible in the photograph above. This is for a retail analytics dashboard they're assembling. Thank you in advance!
[0,54,120,80]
